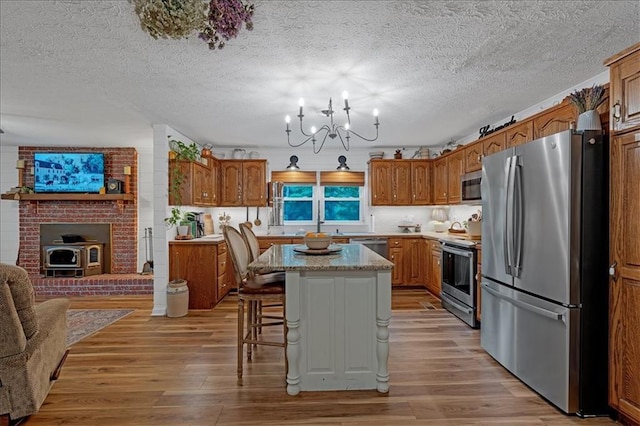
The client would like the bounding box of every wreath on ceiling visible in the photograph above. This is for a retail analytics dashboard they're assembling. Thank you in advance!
[132,0,254,50]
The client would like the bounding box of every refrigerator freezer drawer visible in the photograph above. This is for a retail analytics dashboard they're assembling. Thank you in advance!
[480,281,580,414]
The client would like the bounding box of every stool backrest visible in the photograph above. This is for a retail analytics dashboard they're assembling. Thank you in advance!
[222,226,250,287]
[239,222,260,262]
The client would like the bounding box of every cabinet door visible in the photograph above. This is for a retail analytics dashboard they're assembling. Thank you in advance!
[411,161,431,205]
[389,247,403,285]
[393,161,412,205]
[464,141,483,173]
[242,160,267,206]
[433,157,448,205]
[369,161,393,205]
[533,103,575,139]
[422,239,431,290]
[506,121,533,148]
[169,243,217,309]
[483,133,506,157]
[609,48,640,133]
[429,244,442,297]
[609,131,640,424]
[220,161,243,206]
[402,238,423,285]
[446,150,464,204]
[192,162,206,205]
[168,160,193,206]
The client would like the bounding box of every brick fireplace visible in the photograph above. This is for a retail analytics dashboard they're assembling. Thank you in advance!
[16,147,152,296]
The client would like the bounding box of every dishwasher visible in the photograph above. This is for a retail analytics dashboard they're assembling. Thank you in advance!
[349,237,388,259]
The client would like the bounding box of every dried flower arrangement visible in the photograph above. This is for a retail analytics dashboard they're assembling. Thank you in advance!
[566,84,606,113]
[132,0,254,50]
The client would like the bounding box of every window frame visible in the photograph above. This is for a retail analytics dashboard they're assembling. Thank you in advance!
[282,184,364,225]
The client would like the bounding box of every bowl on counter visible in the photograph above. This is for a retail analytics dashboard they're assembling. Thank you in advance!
[304,232,332,250]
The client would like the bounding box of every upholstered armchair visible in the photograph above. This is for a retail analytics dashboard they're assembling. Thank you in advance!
[0,263,69,424]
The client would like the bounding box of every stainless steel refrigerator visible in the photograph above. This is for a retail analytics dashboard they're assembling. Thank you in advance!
[480,130,609,416]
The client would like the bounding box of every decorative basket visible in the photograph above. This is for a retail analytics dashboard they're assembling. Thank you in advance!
[448,221,466,234]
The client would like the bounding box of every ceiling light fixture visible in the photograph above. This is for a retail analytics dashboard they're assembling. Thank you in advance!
[285,92,380,154]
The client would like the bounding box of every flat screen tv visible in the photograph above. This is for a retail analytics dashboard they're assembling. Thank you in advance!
[34,152,105,193]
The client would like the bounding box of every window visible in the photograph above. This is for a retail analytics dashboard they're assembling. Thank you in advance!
[282,184,362,223]
[283,185,313,221]
[324,186,360,221]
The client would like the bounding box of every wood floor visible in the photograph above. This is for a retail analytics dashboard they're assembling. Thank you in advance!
[23,289,619,425]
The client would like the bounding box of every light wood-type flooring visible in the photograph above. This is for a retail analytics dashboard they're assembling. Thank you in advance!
[23,289,619,425]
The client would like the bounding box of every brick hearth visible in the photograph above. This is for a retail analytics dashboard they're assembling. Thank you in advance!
[16,147,151,297]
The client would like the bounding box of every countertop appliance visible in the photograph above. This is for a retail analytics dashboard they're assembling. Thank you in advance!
[440,239,479,328]
[349,237,388,259]
[461,170,482,203]
[480,130,609,416]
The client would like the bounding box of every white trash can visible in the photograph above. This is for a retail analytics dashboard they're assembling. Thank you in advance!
[167,279,189,317]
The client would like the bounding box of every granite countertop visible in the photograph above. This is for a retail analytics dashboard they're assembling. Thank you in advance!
[248,243,394,272]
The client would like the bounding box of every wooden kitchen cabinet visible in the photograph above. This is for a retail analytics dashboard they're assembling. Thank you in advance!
[412,161,432,204]
[169,242,220,309]
[464,141,483,173]
[402,238,423,285]
[606,43,640,426]
[216,242,232,302]
[388,238,404,285]
[533,102,575,139]
[169,159,217,207]
[427,240,441,297]
[605,43,640,134]
[369,160,431,206]
[219,160,267,206]
[446,150,464,204]
[607,130,640,424]
[432,157,448,205]
[432,150,464,205]
[482,132,506,157]
[506,121,533,148]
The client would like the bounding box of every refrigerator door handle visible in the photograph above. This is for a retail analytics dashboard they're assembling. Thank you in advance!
[513,156,523,277]
[482,283,565,322]
[504,156,514,275]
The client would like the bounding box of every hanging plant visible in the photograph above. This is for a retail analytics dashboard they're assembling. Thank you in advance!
[133,0,208,40]
[132,0,254,50]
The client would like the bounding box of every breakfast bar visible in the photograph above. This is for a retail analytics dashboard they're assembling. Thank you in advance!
[248,243,394,396]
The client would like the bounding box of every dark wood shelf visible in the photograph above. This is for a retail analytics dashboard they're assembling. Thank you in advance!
[1,193,134,201]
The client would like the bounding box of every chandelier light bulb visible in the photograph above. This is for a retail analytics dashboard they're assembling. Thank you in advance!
[342,91,349,100]
[311,126,317,134]
[285,115,291,123]
[298,98,304,107]
[373,108,379,117]
[345,123,350,130]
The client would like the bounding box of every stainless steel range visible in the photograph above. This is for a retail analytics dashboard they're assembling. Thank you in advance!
[440,239,479,328]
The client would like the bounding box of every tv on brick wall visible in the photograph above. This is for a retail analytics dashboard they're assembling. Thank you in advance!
[34,152,105,193]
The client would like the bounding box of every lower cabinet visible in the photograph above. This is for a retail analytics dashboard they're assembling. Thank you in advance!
[388,238,404,285]
[169,241,233,309]
[427,240,442,297]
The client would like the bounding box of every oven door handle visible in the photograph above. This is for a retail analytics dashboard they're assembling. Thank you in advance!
[441,292,473,315]
[440,244,473,258]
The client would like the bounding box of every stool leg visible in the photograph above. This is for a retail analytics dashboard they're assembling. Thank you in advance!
[237,297,244,380]
[247,300,254,361]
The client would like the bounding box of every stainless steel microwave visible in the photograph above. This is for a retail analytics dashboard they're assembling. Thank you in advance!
[461,170,482,203]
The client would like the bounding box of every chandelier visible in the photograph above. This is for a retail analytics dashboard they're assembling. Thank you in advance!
[285,92,380,154]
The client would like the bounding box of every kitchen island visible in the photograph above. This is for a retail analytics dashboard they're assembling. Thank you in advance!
[248,243,394,396]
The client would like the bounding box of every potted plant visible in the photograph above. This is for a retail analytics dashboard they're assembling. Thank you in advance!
[168,138,201,206]
[566,84,606,131]
[165,206,189,236]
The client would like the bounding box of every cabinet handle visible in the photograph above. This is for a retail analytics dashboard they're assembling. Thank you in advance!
[609,261,617,281]
[612,101,621,122]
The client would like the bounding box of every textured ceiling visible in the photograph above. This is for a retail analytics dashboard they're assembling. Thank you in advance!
[0,1,638,150]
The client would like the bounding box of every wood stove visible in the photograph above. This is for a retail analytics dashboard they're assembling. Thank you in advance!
[42,241,104,277]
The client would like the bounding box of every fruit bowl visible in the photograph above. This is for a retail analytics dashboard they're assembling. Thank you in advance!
[304,232,332,250]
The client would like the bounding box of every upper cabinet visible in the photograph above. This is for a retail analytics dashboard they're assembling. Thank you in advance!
[432,157,448,205]
[219,160,267,206]
[432,150,463,205]
[169,159,217,207]
[506,121,533,148]
[369,160,431,206]
[533,102,575,139]
[605,43,640,134]
[483,132,506,157]
[464,141,483,173]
